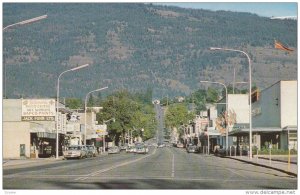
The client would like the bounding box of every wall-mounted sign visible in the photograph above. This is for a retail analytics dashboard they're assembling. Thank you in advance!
[95,124,107,136]
[21,99,56,121]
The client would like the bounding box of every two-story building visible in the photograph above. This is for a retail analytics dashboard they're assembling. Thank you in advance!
[216,94,250,150]
[230,80,297,152]
[3,99,104,159]
[251,80,297,150]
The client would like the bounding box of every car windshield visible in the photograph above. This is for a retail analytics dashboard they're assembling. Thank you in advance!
[68,146,80,150]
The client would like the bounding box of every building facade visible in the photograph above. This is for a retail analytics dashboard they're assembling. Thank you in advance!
[251,80,297,150]
[3,99,103,159]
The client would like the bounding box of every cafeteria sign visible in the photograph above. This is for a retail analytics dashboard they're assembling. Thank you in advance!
[21,99,56,121]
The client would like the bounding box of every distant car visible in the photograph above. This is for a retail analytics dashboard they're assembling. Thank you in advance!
[186,145,197,153]
[126,146,135,153]
[152,143,158,147]
[63,145,87,159]
[108,146,120,154]
[134,144,149,154]
[176,143,184,148]
[158,144,165,148]
[86,145,97,157]
[120,145,127,151]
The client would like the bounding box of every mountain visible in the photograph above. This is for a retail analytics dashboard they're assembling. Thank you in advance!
[3,3,297,99]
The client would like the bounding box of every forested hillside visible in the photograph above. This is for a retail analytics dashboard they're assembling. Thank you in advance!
[3,3,297,99]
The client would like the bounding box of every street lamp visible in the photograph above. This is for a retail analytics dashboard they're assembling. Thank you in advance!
[3,14,48,30]
[141,128,144,142]
[200,80,228,154]
[84,86,108,145]
[3,14,48,98]
[56,63,89,159]
[210,47,253,159]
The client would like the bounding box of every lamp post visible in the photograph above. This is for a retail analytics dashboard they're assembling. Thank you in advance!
[56,63,89,159]
[102,118,115,152]
[3,14,48,98]
[84,87,108,145]
[3,15,48,31]
[141,128,144,142]
[210,47,252,159]
[200,80,228,154]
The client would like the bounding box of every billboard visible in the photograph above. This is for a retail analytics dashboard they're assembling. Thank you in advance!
[21,99,56,121]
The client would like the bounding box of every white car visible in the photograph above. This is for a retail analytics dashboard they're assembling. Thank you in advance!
[63,145,87,159]
[108,146,120,154]
[134,144,149,154]
[177,143,184,148]
[126,146,135,153]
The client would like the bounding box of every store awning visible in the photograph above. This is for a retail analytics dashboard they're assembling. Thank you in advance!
[282,126,297,131]
[229,127,282,136]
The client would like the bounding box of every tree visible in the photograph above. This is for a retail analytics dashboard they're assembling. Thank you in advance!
[206,87,219,103]
[97,90,156,145]
[165,103,195,143]
[65,98,82,109]
[165,103,195,129]
[87,94,94,107]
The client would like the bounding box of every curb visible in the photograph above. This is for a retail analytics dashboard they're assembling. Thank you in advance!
[226,156,297,177]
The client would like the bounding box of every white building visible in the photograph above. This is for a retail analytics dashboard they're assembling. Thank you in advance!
[216,94,250,148]
[3,99,58,159]
[230,80,297,151]
[252,80,297,150]
[3,99,103,159]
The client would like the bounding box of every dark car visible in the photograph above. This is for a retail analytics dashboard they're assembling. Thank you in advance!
[86,145,97,157]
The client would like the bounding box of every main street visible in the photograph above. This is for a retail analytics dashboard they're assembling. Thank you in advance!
[3,147,297,189]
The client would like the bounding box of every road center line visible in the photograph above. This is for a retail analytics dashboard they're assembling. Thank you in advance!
[226,168,247,178]
[171,153,175,177]
[167,148,175,178]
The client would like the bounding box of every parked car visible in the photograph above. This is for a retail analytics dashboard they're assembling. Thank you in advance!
[158,144,165,148]
[176,143,184,148]
[108,146,120,154]
[186,145,197,153]
[86,145,97,157]
[126,146,135,153]
[134,144,149,154]
[63,145,87,159]
[120,145,127,151]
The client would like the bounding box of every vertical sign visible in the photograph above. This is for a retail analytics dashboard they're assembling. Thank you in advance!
[57,112,62,133]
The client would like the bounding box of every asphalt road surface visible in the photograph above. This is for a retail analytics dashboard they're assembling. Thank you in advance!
[3,147,297,189]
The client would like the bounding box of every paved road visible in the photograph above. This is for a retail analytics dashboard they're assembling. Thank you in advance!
[3,147,297,189]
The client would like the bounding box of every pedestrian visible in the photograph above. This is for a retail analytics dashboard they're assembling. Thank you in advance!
[96,147,99,155]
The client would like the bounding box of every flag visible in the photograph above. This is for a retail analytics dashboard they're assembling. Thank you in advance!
[274,40,294,52]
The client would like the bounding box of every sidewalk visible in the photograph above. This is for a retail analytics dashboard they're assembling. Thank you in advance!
[226,155,298,177]
[3,156,64,167]
[3,153,108,167]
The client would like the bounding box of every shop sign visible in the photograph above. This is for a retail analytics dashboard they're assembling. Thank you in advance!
[95,124,107,136]
[21,99,56,121]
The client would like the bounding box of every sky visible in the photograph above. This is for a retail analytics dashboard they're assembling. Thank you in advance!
[154,2,297,18]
